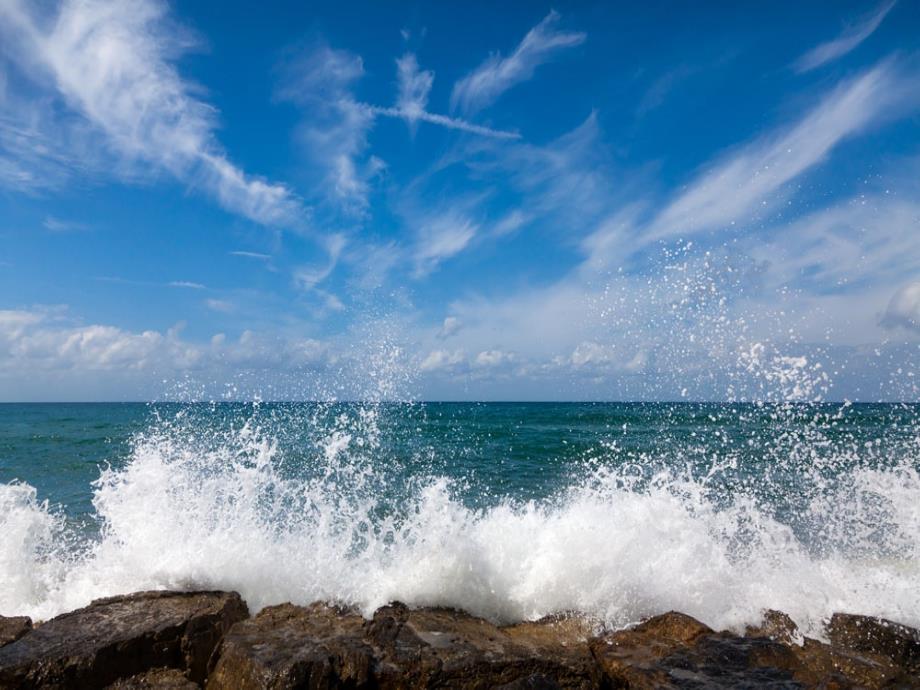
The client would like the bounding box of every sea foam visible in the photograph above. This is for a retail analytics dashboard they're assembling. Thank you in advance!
[1,403,918,640]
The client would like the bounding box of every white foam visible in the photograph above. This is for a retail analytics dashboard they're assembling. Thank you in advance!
[1,408,918,639]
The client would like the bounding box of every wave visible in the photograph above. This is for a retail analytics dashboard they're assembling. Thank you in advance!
[1,403,918,640]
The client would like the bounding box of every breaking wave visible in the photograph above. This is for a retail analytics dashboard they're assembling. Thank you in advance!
[1,401,918,640]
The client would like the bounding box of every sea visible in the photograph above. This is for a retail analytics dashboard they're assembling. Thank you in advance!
[1,400,918,638]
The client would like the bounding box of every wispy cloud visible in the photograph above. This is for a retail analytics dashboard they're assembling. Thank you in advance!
[794,1,896,73]
[278,44,380,214]
[395,53,433,132]
[881,281,920,333]
[204,298,234,314]
[43,216,89,233]
[0,0,302,226]
[646,63,912,242]
[230,251,272,260]
[413,210,478,277]
[437,316,462,339]
[451,11,585,114]
[293,234,347,290]
[280,45,516,217]
[168,281,206,290]
[371,52,520,138]
[369,104,520,139]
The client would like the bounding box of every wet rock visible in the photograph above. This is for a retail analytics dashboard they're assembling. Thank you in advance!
[590,611,805,689]
[779,637,913,689]
[0,616,31,648]
[0,590,248,689]
[209,602,600,689]
[826,612,920,671]
[746,610,801,645]
[368,603,600,688]
[207,602,375,690]
[105,668,199,689]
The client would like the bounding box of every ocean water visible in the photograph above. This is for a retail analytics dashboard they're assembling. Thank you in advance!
[1,400,918,638]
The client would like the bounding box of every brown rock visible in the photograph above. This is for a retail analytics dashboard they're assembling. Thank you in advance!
[207,602,375,690]
[0,616,32,648]
[746,610,801,645]
[780,637,914,689]
[589,611,804,688]
[105,668,199,689]
[0,590,248,689]
[209,602,600,689]
[826,612,920,670]
[367,603,600,689]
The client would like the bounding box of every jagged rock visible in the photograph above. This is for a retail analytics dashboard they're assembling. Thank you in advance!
[105,668,199,688]
[0,590,248,689]
[207,602,375,689]
[0,616,32,648]
[368,603,600,688]
[590,611,809,689]
[6,592,920,689]
[746,610,801,645]
[209,602,600,689]
[781,637,915,689]
[826,612,920,671]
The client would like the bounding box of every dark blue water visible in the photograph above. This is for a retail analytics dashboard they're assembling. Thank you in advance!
[2,401,917,521]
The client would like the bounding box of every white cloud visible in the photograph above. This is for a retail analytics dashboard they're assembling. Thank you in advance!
[370,104,520,140]
[168,281,205,290]
[0,0,302,226]
[204,298,234,313]
[881,281,920,332]
[419,348,466,373]
[395,53,433,131]
[491,209,530,237]
[473,349,514,369]
[0,308,333,398]
[794,1,896,73]
[412,212,478,277]
[748,196,920,294]
[465,111,612,233]
[294,233,347,290]
[279,44,380,214]
[451,11,585,114]
[43,216,89,232]
[569,341,647,373]
[437,316,462,339]
[370,53,519,139]
[281,46,517,217]
[230,251,272,260]
[646,63,913,242]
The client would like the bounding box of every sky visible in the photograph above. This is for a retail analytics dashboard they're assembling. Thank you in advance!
[0,0,918,402]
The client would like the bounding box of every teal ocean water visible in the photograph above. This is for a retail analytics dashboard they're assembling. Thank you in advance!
[2,401,919,637]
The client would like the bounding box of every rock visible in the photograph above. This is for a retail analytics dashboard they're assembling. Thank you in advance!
[744,611,920,689]
[826,612,920,670]
[0,590,248,689]
[209,602,600,689]
[590,611,806,689]
[207,602,375,690]
[779,637,914,689]
[105,668,199,689]
[368,603,600,688]
[587,609,920,690]
[746,610,801,645]
[0,616,32,648]
[7,593,920,689]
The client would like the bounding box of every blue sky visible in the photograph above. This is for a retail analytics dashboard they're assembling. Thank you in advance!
[0,0,918,401]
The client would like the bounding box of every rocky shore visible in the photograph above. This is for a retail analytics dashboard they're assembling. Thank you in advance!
[1,591,919,688]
